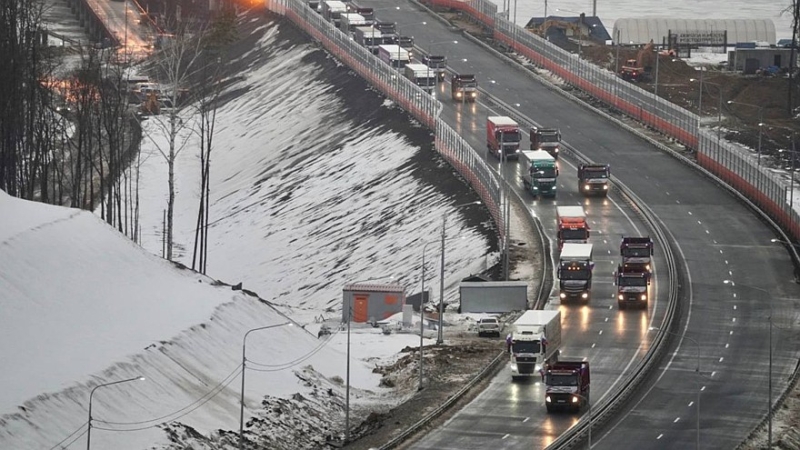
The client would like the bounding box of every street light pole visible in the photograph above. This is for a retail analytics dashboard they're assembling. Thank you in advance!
[727,100,765,166]
[649,327,700,450]
[420,240,433,390]
[724,279,773,448]
[240,322,291,449]
[87,376,145,450]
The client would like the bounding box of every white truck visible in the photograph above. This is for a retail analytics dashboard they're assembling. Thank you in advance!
[353,26,382,54]
[558,243,594,303]
[404,63,436,93]
[339,13,366,34]
[509,310,562,381]
[321,0,347,27]
[378,44,410,69]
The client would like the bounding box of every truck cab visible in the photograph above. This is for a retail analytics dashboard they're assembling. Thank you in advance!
[577,163,610,196]
[451,74,477,102]
[509,310,562,381]
[530,127,562,159]
[397,36,415,59]
[520,150,558,197]
[374,22,398,44]
[558,243,593,303]
[422,55,447,82]
[615,264,649,309]
[339,13,366,34]
[545,359,590,412]
[487,116,522,160]
[556,206,589,249]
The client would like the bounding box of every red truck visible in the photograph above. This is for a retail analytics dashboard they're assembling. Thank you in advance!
[556,206,589,250]
[487,116,521,160]
[530,127,562,160]
[545,359,590,413]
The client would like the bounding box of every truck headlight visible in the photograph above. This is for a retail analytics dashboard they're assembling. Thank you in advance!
[618,294,624,300]
[560,292,566,299]
[641,294,647,301]
[584,185,590,191]
[572,396,579,403]
[546,395,552,403]
[535,364,542,372]
[471,92,477,97]
[456,92,462,98]
[581,293,588,299]
[603,185,608,190]
[511,363,518,372]
[554,148,559,153]
[645,264,651,271]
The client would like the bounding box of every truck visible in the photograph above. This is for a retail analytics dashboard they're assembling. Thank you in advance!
[339,13,366,34]
[556,206,589,250]
[321,0,347,27]
[615,264,650,309]
[544,359,590,412]
[530,127,562,160]
[509,310,562,381]
[487,116,522,160]
[577,163,610,196]
[353,26,382,54]
[422,55,447,82]
[558,243,594,303]
[451,73,478,102]
[404,63,436,94]
[397,35,415,59]
[374,22,398,44]
[620,236,654,274]
[346,3,375,24]
[378,44,410,69]
[520,150,558,197]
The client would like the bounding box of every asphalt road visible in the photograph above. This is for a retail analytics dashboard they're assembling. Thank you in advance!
[360,1,800,449]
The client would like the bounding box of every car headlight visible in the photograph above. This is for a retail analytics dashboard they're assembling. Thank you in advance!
[572,396,579,403]
[581,293,588,299]
[546,395,552,403]
[560,292,566,299]
[618,294,624,300]
[641,294,647,301]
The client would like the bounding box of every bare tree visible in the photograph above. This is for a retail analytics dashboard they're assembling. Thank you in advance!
[142,23,205,261]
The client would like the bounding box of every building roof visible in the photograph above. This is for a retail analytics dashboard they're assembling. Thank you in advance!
[612,18,776,46]
[525,16,612,42]
[343,283,405,293]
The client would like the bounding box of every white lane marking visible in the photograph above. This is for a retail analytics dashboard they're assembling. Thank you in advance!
[719,357,724,362]
[688,211,693,215]
[502,434,510,440]
[711,371,716,377]
[725,260,729,265]
[676,200,680,204]
[729,270,733,276]
[701,386,706,391]
[725,343,729,349]
[605,317,609,322]
[592,343,596,348]
[688,401,694,407]
[674,417,681,423]
[657,434,664,439]
[732,318,736,323]
[733,305,737,309]
[730,330,734,335]
[599,330,603,335]
[523,417,530,423]
[706,230,710,234]
[697,221,702,225]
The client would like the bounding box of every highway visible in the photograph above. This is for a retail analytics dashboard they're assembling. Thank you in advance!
[360,1,800,449]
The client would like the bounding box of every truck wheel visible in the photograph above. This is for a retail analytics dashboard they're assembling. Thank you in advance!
[618,302,625,310]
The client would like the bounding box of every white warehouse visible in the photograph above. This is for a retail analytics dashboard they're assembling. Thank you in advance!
[613,18,776,46]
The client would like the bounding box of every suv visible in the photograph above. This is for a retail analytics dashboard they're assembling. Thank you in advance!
[477,317,501,337]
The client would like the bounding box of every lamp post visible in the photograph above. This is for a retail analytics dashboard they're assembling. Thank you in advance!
[728,100,765,166]
[437,201,481,344]
[690,67,705,117]
[87,376,145,450]
[649,327,700,450]
[724,279,774,448]
[240,322,292,449]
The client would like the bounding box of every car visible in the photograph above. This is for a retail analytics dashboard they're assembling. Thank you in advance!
[477,317,501,337]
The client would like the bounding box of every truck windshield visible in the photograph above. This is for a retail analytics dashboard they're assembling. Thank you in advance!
[540,134,559,143]
[512,340,541,354]
[561,229,588,241]
[622,247,650,257]
[534,167,557,178]
[619,276,647,287]
[560,266,590,279]
[499,131,521,142]
[546,374,578,386]
[585,170,608,178]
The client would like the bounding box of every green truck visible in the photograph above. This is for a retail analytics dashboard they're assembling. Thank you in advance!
[520,150,558,197]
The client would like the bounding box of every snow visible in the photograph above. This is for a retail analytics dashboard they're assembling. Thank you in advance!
[0,14,494,450]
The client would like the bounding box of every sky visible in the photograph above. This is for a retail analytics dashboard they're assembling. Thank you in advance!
[0,10,495,450]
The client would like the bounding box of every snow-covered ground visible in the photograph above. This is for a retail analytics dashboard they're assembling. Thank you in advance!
[0,14,498,450]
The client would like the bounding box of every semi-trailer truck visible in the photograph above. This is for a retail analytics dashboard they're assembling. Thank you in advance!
[509,310,562,381]
[620,236,654,274]
[615,264,650,309]
[378,44,409,69]
[545,359,590,412]
[487,116,521,160]
[558,243,594,303]
[451,74,478,102]
[353,26,382,54]
[404,63,436,94]
[520,150,558,197]
[556,206,589,249]
[422,55,447,81]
